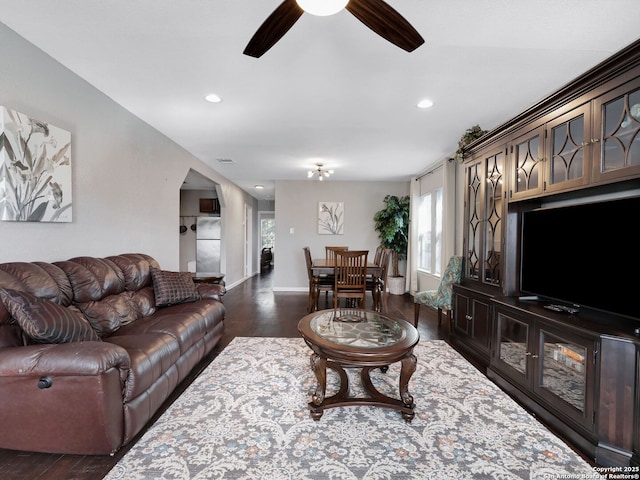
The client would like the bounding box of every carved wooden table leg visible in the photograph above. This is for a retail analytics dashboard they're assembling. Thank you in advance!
[309,353,326,420]
[399,352,417,421]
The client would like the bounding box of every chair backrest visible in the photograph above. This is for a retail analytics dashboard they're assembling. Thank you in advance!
[378,248,392,285]
[373,246,383,266]
[303,247,314,282]
[333,250,368,303]
[325,246,348,261]
[436,255,463,299]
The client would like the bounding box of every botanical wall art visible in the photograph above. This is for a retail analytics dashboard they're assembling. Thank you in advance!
[318,202,344,235]
[0,106,72,222]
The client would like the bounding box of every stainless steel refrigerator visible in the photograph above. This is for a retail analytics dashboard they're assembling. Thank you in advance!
[196,216,221,273]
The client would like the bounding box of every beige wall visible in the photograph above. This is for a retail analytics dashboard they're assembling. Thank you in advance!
[0,23,256,287]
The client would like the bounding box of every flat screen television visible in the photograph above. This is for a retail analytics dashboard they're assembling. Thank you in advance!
[520,195,639,321]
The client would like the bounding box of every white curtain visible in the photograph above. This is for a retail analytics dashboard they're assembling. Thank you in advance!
[407,159,456,294]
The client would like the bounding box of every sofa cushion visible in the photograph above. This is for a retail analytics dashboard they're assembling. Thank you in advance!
[150,268,200,307]
[54,257,126,303]
[0,289,100,343]
[0,262,74,326]
[106,254,159,292]
[105,332,180,401]
[76,291,139,337]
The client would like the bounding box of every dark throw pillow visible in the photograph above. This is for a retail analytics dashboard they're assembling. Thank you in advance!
[0,288,100,344]
[150,267,201,307]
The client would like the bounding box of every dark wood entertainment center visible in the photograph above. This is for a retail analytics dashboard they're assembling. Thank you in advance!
[452,38,640,467]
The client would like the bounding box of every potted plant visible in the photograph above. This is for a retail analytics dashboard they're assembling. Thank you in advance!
[373,194,410,295]
[454,124,487,163]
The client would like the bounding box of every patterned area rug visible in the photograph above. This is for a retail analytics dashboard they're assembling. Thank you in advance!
[105,337,601,480]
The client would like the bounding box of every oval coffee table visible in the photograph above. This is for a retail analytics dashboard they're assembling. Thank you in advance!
[298,308,419,421]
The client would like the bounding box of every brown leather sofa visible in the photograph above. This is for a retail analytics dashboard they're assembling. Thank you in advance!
[0,253,225,455]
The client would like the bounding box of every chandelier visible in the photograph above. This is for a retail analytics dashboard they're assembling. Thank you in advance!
[307,163,334,181]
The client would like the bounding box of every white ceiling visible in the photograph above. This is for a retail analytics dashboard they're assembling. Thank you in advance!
[1,1,639,200]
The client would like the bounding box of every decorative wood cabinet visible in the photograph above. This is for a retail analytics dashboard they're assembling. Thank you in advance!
[453,142,506,369]
[464,145,506,287]
[452,39,640,467]
[492,304,597,436]
[508,76,640,201]
[508,104,592,200]
[452,285,492,368]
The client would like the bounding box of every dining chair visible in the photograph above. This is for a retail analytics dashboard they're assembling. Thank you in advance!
[320,246,347,305]
[333,250,368,309]
[303,247,332,312]
[413,255,463,328]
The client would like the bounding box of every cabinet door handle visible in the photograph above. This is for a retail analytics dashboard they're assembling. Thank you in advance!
[590,138,600,143]
[580,141,590,147]
[525,352,532,356]
[465,315,472,321]
[531,355,539,359]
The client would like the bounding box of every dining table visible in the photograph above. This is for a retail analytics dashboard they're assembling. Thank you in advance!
[311,258,382,277]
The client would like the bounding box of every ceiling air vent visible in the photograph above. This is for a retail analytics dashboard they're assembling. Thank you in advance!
[217,158,234,165]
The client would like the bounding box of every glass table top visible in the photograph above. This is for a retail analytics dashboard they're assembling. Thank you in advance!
[309,309,406,348]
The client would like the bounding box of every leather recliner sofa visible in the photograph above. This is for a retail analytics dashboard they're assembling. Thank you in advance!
[0,253,225,455]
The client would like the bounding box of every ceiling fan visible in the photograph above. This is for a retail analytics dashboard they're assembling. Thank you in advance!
[243,0,425,58]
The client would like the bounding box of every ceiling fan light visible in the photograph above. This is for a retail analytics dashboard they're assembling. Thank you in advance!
[296,0,349,16]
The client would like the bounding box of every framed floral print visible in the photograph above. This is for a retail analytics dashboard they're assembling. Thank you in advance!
[0,106,72,222]
[318,202,344,235]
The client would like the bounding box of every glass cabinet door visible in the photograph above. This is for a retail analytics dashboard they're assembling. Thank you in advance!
[534,327,595,430]
[496,312,530,385]
[483,150,504,286]
[465,161,482,281]
[537,331,586,411]
[545,105,591,193]
[592,78,640,182]
[510,127,544,200]
[464,146,505,288]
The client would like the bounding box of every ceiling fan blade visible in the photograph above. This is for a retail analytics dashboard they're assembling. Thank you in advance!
[243,0,304,58]
[345,0,424,52]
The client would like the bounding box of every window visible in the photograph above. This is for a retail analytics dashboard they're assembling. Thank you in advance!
[260,217,275,250]
[417,188,442,275]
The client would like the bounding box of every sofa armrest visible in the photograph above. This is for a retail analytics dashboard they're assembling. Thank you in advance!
[197,283,226,300]
[0,341,130,383]
[0,342,131,454]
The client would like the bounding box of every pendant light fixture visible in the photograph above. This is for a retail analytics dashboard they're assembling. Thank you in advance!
[307,163,334,181]
[296,0,349,16]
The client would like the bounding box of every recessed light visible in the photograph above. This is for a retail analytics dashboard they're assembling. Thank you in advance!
[205,93,222,103]
[254,185,264,189]
[417,98,434,109]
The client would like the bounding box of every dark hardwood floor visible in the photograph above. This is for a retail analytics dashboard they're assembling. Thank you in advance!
[0,269,446,480]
